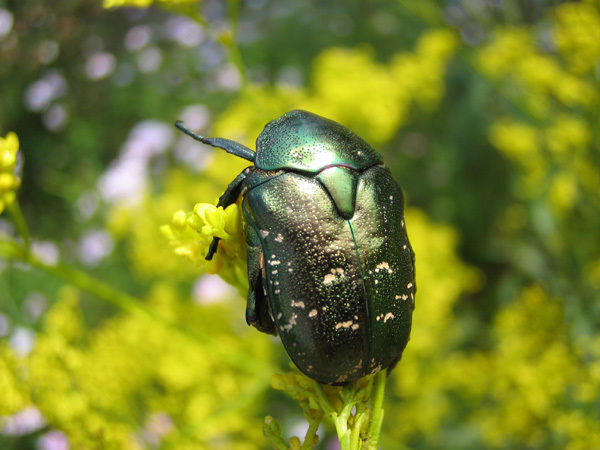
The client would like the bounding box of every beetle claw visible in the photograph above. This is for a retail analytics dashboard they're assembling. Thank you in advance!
[205,237,220,261]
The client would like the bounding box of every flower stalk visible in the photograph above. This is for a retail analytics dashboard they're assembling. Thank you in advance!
[265,367,388,449]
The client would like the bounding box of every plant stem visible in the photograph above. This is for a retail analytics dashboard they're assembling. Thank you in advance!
[365,369,387,449]
[1,235,273,378]
[225,0,248,88]
[7,200,30,249]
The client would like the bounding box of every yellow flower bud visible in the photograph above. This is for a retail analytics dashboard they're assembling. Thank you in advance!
[0,132,19,170]
[0,131,21,214]
[171,210,188,229]
[0,173,14,190]
[203,207,225,234]
[185,213,203,231]
[223,203,242,237]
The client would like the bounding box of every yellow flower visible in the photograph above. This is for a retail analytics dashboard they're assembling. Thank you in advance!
[477,28,535,78]
[103,0,197,8]
[0,131,21,214]
[554,2,600,74]
[162,201,248,294]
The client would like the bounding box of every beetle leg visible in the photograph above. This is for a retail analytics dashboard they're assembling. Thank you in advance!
[205,169,249,261]
[216,170,248,208]
[245,225,276,335]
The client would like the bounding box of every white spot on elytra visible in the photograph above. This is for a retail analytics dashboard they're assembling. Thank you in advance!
[282,313,298,331]
[291,300,305,308]
[335,320,354,329]
[407,282,413,289]
[323,273,336,284]
[269,260,281,266]
[335,374,349,383]
[383,312,395,323]
[260,230,269,238]
[370,364,382,374]
[396,294,409,301]
[323,268,345,285]
[272,270,278,275]
[375,262,390,272]
[274,233,284,242]
[308,309,318,318]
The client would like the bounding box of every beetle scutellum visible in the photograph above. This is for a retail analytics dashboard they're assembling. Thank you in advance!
[176,110,415,385]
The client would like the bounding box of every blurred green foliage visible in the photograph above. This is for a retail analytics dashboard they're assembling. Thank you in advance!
[1,0,599,448]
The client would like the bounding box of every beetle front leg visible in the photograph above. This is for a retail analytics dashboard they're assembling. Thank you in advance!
[205,169,250,261]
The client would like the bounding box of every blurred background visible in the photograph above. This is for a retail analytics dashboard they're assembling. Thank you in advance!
[1,0,599,448]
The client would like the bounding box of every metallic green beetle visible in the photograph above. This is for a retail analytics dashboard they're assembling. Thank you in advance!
[176,110,415,385]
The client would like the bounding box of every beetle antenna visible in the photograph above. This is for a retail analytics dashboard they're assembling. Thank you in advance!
[175,120,256,162]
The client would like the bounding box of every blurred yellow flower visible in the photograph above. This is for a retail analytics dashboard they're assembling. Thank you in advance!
[0,346,31,415]
[546,114,590,157]
[214,29,458,148]
[103,0,197,8]
[0,131,21,214]
[3,284,272,449]
[554,2,600,74]
[477,28,535,78]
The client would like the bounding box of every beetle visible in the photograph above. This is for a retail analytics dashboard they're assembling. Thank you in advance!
[176,110,415,385]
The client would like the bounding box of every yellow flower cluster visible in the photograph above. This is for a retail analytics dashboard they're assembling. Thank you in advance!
[105,166,241,281]
[481,2,599,218]
[384,209,482,442]
[467,286,600,448]
[1,285,274,448]
[103,0,197,8]
[310,29,457,144]
[384,225,600,448]
[0,345,30,415]
[0,132,21,214]
[161,201,248,294]
[214,29,458,147]
[554,1,600,74]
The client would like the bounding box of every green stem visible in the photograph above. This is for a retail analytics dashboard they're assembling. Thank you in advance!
[226,0,248,88]
[350,410,367,450]
[2,236,273,378]
[27,252,155,318]
[313,382,336,416]
[365,369,387,449]
[7,200,30,249]
[263,416,288,449]
[300,404,323,450]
